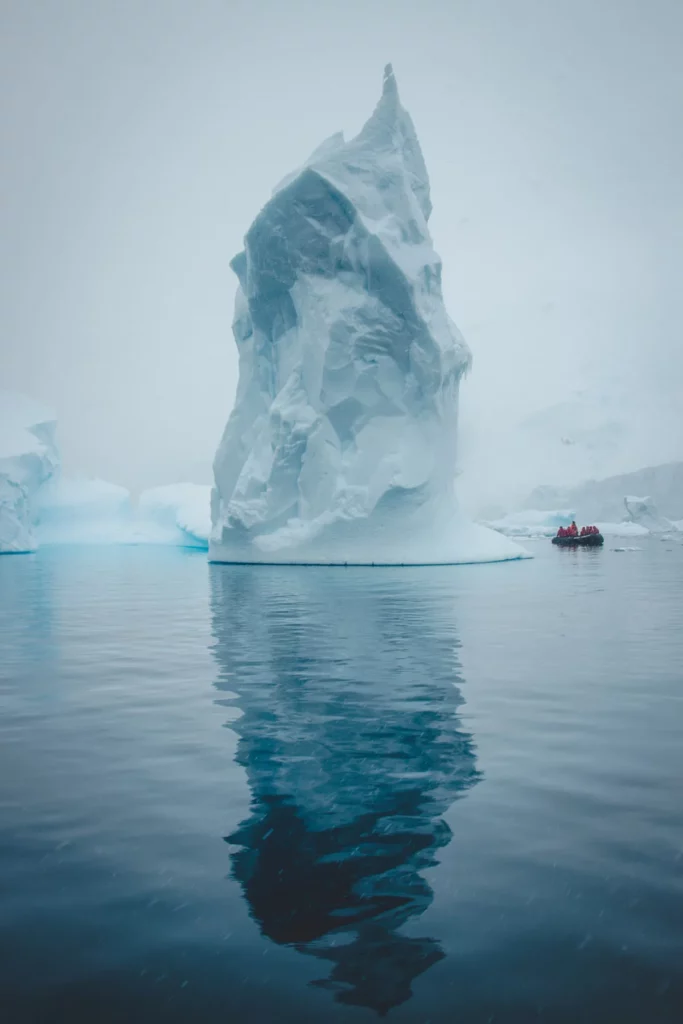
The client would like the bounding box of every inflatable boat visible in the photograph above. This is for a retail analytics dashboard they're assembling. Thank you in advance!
[552,533,604,547]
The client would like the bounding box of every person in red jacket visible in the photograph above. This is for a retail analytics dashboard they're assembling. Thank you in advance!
[570,521,578,536]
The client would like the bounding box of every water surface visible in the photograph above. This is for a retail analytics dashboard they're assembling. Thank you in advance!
[1,541,682,1022]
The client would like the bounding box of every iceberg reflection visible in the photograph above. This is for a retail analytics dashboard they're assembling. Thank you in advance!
[210,567,480,1015]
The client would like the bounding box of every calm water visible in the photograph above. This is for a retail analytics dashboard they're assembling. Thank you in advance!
[1,542,682,1023]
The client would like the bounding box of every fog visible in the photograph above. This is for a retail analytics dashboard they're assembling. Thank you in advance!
[2,0,682,500]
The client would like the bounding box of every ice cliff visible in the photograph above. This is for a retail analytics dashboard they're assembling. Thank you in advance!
[624,495,678,534]
[0,392,58,553]
[211,66,524,564]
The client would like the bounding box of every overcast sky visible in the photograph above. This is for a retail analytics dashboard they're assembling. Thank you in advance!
[2,0,682,490]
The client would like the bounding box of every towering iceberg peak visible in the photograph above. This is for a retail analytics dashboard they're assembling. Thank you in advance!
[210,69,525,564]
[350,63,432,221]
[272,65,431,222]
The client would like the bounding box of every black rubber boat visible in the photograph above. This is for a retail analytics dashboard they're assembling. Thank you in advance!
[552,533,604,547]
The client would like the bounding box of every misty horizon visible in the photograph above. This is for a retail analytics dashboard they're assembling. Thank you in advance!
[2,0,682,496]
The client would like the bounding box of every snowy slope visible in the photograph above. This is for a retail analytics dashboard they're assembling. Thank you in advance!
[526,462,683,524]
[460,386,683,519]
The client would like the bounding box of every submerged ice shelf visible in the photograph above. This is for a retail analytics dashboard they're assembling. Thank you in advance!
[210,66,525,565]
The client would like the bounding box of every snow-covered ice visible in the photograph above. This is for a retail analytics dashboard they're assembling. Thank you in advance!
[210,66,525,565]
[0,392,58,553]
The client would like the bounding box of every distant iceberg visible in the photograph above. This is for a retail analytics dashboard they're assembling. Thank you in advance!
[210,67,525,565]
[485,509,576,539]
[35,476,133,546]
[0,392,58,553]
[496,464,683,541]
[2,391,213,552]
[487,509,654,541]
[596,520,649,538]
[135,483,211,548]
[36,479,211,549]
[623,495,678,534]
[525,462,683,525]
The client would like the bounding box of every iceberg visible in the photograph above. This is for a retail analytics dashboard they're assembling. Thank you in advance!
[1,391,212,551]
[525,462,683,525]
[37,479,211,549]
[486,509,576,539]
[595,520,649,538]
[486,509,658,540]
[623,495,678,534]
[35,476,133,545]
[135,483,211,548]
[210,66,525,565]
[0,392,58,553]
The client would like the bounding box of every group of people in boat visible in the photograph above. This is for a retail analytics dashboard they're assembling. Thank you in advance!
[556,521,599,539]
